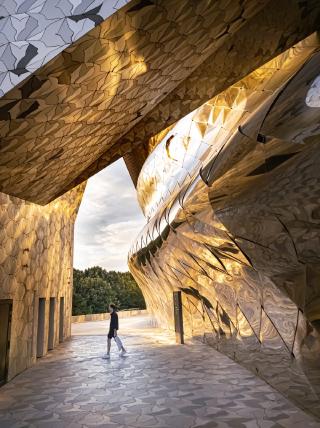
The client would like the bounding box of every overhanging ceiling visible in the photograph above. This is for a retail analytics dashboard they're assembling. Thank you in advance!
[0,0,319,204]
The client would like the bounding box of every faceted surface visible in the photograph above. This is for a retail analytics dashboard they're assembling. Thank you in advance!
[0,1,319,203]
[129,34,320,420]
[0,184,85,381]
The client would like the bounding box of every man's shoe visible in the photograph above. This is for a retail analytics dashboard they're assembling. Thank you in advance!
[119,349,127,357]
[103,353,110,359]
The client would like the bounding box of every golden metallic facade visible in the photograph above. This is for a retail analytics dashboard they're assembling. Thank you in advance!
[129,34,320,419]
[1,0,320,418]
[0,183,84,380]
[0,0,319,204]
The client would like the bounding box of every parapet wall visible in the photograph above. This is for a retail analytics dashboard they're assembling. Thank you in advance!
[72,309,148,323]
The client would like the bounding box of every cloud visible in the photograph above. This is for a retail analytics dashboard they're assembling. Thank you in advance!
[74,159,145,271]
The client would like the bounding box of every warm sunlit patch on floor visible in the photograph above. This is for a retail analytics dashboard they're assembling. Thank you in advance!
[0,315,318,428]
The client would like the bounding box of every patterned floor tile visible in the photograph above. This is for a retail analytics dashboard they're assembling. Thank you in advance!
[0,317,318,428]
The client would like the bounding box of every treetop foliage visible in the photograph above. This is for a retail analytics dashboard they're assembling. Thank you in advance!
[72,267,146,315]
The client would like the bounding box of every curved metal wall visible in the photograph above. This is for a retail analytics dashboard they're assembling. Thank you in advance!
[129,34,320,419]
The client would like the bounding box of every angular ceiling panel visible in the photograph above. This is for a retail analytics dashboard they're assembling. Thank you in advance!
[0,0,319,204]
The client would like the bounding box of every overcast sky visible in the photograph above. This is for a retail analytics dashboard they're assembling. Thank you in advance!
[74,159,145,272]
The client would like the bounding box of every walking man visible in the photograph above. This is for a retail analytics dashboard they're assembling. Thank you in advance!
[106,304,126,358]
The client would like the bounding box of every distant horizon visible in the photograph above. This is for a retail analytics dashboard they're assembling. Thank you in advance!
[74,159,145,272]
[73,265,132,274]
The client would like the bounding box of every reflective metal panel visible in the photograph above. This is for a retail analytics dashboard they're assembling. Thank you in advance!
[129,34,320,420]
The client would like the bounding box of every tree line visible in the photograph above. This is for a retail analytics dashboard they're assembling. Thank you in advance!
[72,266,146,315]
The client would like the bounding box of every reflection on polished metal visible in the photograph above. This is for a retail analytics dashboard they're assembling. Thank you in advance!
[0,0,320,204]
[1,0,320,420]
[129,34,320,420]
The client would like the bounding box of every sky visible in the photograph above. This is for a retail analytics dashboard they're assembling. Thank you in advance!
[74,158,145,272]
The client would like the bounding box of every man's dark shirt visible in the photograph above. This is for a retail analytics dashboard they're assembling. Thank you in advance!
[110,311,119,331]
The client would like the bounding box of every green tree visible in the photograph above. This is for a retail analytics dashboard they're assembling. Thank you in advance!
[72,267,146,315]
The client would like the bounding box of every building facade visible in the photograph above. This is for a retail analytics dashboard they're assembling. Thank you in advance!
[0,185,84,383]
[0,0,320,422]
[128,35,320,419]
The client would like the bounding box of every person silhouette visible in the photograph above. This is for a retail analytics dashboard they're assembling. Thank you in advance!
[105,304,126,358]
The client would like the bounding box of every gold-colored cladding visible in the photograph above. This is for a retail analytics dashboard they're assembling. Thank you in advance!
[137,33,319,219]
[129,34,320,419]
[1,1,319,204]
[0,0,270,204]
[0,183,85,380]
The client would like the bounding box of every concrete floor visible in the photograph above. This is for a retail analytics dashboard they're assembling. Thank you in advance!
[0,316,319,428]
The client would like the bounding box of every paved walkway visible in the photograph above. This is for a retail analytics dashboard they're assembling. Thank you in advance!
[0,316,319,428]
